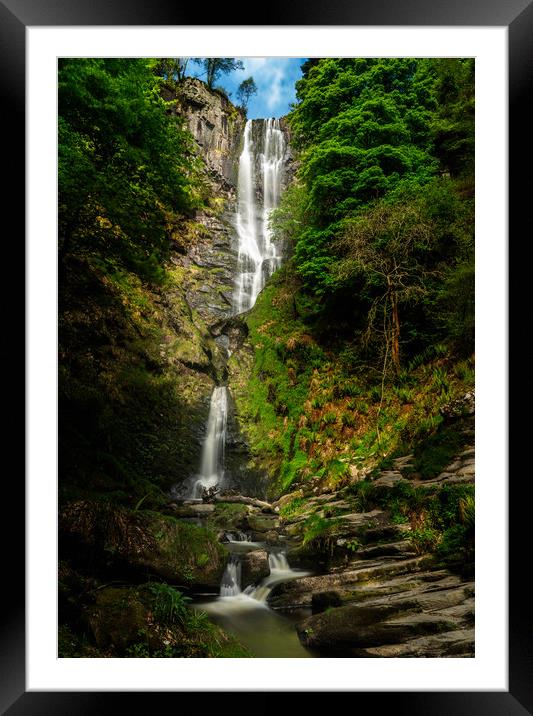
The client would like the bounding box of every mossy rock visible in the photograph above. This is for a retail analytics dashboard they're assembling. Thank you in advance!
[86,587,149,653]
[60,500,229,590]
[138,511,229,589]
[297,604,458,653]
[247,514,280,532]
[83,584,250,657]
[206,502,251,532]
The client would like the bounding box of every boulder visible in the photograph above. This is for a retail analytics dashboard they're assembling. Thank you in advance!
[84,584,249,657]
[240,549,270,588]
[247,513,280,532]
[60,500,228,590]
[297,606,460,652]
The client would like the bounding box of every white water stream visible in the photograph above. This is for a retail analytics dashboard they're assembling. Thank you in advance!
[233,118,285,314]
[189,386,228,499]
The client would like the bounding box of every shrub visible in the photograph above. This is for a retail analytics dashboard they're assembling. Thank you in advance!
[146,582,191,625]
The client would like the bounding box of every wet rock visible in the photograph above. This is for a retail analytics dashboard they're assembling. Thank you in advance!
[354,540,417,560]
[240,549,270,588]
[269,556,434,609]
[360,524,412,544]
[297,606,461,652]
[362,628,475,657]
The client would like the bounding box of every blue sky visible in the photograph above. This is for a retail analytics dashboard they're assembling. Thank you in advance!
[187,58,307,119]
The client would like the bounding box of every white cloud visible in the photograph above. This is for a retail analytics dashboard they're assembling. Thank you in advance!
[265,67,283,111]
[244,58,268,71]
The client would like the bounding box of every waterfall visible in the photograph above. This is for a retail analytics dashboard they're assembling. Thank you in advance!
[183,120,286,501]
[233,118,285,314]
[243,550,309,604]
[190,386,228,499]
[220,554,242,597]
[267,551,290,571]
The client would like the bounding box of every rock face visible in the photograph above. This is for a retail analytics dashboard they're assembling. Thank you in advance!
[172,77,245,192]
[164,79,273,494]
[168,79,244,341]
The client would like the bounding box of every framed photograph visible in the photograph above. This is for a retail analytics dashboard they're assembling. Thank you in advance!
[4,0,526,710]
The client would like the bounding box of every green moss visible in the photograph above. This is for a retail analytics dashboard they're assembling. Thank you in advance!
[140,512,228,585]
[206,502,250,531]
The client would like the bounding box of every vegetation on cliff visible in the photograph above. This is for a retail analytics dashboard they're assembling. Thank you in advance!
[229,58,474,570]
[59,59,223,509]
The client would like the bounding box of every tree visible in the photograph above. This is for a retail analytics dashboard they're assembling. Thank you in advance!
[153,58,190,83]
[429,59,475,179]
[58,58,203,279]
[334,199,435,374]
[236,76,257,111]
[194,58,244,89]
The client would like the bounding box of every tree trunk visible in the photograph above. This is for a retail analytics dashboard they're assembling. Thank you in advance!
[214,495,273,512]
[391,291,400,373]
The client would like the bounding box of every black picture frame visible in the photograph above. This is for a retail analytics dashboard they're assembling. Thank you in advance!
[4,0,526,712]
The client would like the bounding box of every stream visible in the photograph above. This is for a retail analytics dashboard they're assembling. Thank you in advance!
[195,537,315,658]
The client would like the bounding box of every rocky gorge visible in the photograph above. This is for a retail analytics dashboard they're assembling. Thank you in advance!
[58,63,475,660]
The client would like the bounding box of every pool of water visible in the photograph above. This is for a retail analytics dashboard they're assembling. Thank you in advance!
[195,593,314,658]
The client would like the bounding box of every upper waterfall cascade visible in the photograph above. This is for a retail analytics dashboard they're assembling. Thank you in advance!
[233,118,286,314]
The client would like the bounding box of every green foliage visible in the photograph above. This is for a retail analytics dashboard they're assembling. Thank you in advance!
[345,539,361,552]
[58,58,204,279]
[346,478,474,565]
[459,493,475,530]
[436,524,474,569]
[193,58,244,89]
[236,76,258,111]
[279,497,306,518]
[146,582,191,625]
[269,183,310,256]
[277,58,474,370]
[429,59,475,178]
[153,57,190,84]
[348,479,376,512]
[410,526,440,554]
[302,514,341,555]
